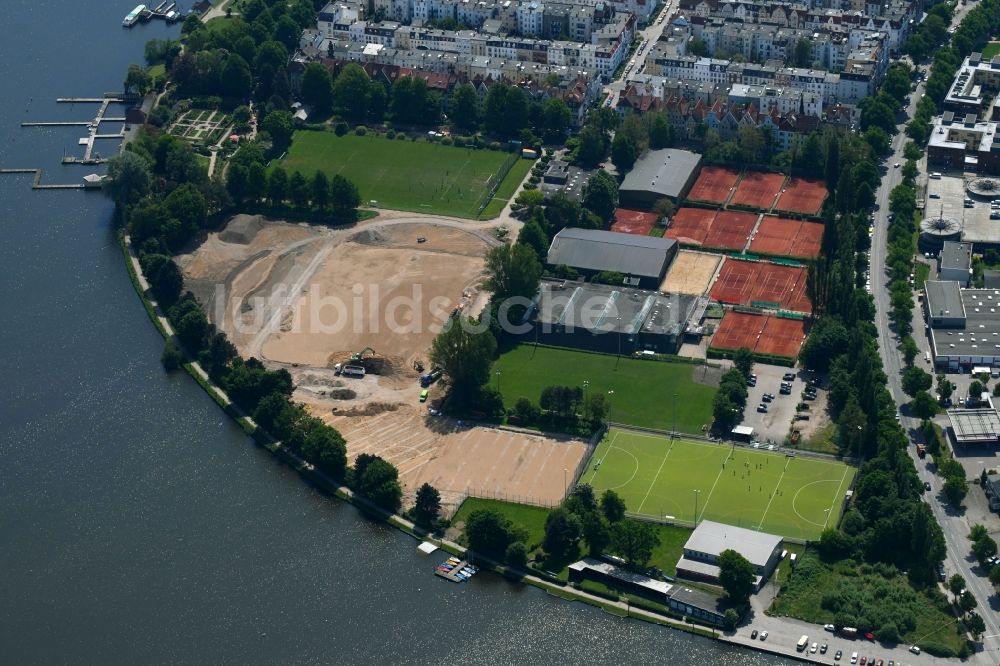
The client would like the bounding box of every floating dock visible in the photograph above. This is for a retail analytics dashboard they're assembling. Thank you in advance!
[0,169,86,190]
[124,1,181,26]
[434,557,477,583]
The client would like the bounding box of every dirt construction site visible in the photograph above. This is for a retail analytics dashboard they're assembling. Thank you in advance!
[177,213,590,512]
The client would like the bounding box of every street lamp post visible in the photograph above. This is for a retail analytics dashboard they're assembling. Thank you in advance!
[607,390,615,423]
[495,369,501,393]
[823,508,831,529]
[672,392,677,441]
[564,467,568,494]
[693,489,700,524]
[616,315,622,369]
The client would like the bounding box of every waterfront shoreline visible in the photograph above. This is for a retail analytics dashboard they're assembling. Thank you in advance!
[119,229,840,666]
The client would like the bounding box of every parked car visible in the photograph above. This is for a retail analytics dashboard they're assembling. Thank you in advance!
[759,631,768,641]
[924,481,932,491]
[757,404,769,413]
[783,372,796,381]
[762,394,773,403]
[860,657,867,666]
[751,629,758,639]
[821,644,828,654]
[909,646,921,655]
[810,642,818,653]
[835,650,843,661]
[824,624,835,631]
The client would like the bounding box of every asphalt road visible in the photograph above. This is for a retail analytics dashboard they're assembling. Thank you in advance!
[869,10,1000,655]
[603,1,676,107]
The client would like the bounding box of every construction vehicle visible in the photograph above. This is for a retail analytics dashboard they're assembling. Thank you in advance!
[420,368,442,387]
[334,362,366,378]
[916,443,927,458]
[351,347,375,363]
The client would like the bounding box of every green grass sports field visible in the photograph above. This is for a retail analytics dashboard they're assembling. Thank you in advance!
[494,345,716,434]
[278,131,531,218]
[580,428,855,541]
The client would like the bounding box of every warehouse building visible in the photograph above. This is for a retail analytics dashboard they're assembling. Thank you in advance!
[675,520,783,591]
[948,407,1000,445]
[525,279,697,355]
[619,148,702,208]
[925,281,1000,371]
[546,228,678,289]
[938,241,973,286]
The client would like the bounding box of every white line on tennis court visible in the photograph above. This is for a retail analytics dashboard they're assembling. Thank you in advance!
[636,438,676,514]
[755,459,790,531]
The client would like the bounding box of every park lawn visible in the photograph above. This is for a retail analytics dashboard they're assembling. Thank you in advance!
[799,421,840,456]
[451,497,551,551]
[769,551,966,656]
[494,345,716,434]
[982,42,1000,60]
[450,497,691,579]
[579,429,856,541]
[278,131,527,218]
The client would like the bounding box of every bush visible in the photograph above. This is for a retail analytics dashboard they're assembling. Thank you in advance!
[488,141,502,151]
[523,182,537,190]
[440,136,453,145]
[397,132,408,140]
[334,122,348,136]
[386,129,396,139]
[354,125,367,136]
[161,339,183,371]
[528,175,541,184]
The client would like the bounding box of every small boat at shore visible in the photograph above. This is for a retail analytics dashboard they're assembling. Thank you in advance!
[123,4,146,27]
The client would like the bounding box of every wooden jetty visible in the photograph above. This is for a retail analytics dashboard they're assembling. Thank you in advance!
[0,168,85,190]
[21,121,92,127]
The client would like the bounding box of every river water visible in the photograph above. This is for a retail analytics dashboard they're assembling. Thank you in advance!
[0,2,798,663]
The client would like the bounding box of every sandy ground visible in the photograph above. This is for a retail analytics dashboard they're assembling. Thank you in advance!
[660,250,722,296]
[179,213,590,510]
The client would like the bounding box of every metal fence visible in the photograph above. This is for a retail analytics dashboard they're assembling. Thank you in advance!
[475,152,521,217]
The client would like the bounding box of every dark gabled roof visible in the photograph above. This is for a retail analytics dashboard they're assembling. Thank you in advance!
[547,228,676,277]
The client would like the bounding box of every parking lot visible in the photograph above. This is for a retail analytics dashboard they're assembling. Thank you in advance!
[740,363,819,444]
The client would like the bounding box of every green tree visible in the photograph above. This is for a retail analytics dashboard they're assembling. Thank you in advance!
[540,98,572,144]
[247,162,267,202]
[450,83,480,131]
[300,61,334,114]
[900,336,919,367]
[948,573,966,598]
[718,549,755,605]
[794,38,813,68]
[911,391,939,420]
[581,170,618,221]
[581,511,611,557]
[989,564,1000,589]
[611,133,638,173]
[104,151,151,207]
[732,347,754,377]
[575,124,607,167]
[484,243,543,305]
[505,540,528,568]
[967,612,986,640]
[124,63,151,95]
[902,366,932,397]
[723,608,741,631]
[429,315,497,397]
[412,482,441,528]
[970,380,984,399]
[161,339,183,371]
[516,216,549,260]
[464,508,524,558]
[221,54,252,99]
[268,166,289,205]
[601,489,626,523]
[864,126,891,155]
[648,113,672,149]
[332,64,373,120]
[289,171,309,208]
[713,392,740,430]
[609,520,659,567]
[969,524,989,542]
[959,590,978,613]
[311,170,329,210]
[263,110,294,151]
[328,173,360,215]
[358,457,403,513]
[944,476,968,507]
[542,508,582,560]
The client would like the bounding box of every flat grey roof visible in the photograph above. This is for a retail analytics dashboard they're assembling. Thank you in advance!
[926,281,966,320]
[684,520,781,568]
[930,288,1000,357]
[569,557,674,595]
[940,241,972,271]
[984,270,1000,289]
[547,228,676,278]
[668,584,730,615]
[535,279,696,336]
[620,149,701,199]
[948,407,1000,443]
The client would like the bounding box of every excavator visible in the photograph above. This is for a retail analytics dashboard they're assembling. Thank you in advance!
[351,347,375,363]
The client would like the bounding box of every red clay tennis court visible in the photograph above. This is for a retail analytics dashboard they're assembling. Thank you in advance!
[703,210,757,251]
[687,166,740,205]
[749,216,823,260]
[775,177,828,216]
[665,207,716,245]
[730,171,786,211]
[712,310,766,352]
[756,315,808,359]
[710,259,811,313]
[611,208,659,236]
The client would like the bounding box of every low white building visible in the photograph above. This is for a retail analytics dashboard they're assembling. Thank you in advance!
[675,520,783,591]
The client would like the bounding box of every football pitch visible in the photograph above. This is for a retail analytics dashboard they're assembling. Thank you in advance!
[278,131,532,218]
[579,429,856,541]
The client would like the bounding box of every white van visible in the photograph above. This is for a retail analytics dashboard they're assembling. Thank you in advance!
[930,172,942,179]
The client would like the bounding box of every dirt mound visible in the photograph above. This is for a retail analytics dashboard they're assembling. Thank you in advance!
[324,351,410,378]
[332,401,401,416]
[218,214,267,244]
[327,388,358,400]
[350,228,389,245]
